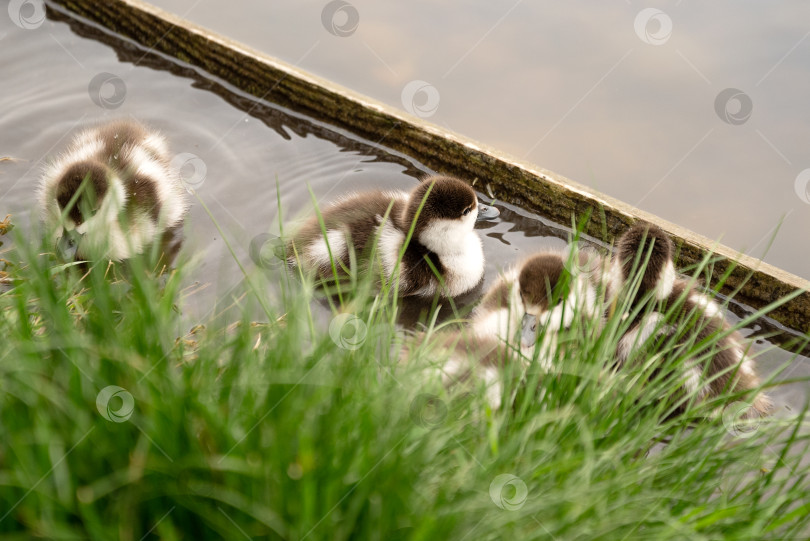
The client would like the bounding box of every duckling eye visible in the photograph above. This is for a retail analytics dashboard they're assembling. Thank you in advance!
[462,207,471,216]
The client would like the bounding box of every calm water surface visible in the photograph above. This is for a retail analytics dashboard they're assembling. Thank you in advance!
[0,7,807,415]
[149,0,810,281]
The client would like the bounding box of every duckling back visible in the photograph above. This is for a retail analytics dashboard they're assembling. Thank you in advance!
[287,176,490,298]
[39,119,188,262]
[610,223,771,418]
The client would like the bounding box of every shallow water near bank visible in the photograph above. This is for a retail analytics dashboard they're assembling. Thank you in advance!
[0,10,807,419]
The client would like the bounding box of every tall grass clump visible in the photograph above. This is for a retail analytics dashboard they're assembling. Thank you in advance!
[1,217,810,541]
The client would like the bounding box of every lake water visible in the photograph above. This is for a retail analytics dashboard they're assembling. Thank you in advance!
[0,5,807,417]
[146,0,810,282]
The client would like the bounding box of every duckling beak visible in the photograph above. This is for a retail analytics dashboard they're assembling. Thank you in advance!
[476,203,500,222]
[57,229,83,260]
[520,313,538,348]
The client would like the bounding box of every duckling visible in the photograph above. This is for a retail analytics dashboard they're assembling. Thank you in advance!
[38,119,188,263]
[610,223,771,418]
[416,247,604,410]
[401,311,532,410]
[287,175,499,297]
[473,246,606,352]
[606,221,676,306]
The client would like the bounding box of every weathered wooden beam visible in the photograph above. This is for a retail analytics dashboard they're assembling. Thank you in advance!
[48,0,810,335]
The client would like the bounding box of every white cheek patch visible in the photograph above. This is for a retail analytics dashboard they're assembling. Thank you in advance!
[306,229,347,269]
[654,260,676,300]
[537,277,594,333]
[538,300,574,333]
[416,217,484,297]
[473,306,521,342]
[417,216,475,256]
[441,232,484,297]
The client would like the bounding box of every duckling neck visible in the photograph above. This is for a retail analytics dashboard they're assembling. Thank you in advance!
[416,218,477,256]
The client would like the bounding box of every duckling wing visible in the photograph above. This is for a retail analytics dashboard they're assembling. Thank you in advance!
[288,190,405,276]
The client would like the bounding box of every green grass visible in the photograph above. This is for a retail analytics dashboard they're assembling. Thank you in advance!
[2,220,810,541]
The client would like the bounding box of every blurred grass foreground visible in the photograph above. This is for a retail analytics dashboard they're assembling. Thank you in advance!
[1,218,810,541]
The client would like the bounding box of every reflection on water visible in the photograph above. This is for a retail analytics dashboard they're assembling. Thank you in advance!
[148,0,810,281]
[0,8,807,414]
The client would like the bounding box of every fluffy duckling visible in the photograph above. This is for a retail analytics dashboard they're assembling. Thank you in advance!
[606,221,676,308]
[38,119,188,262]
[287,175,499,297]
[417,246,605,410]
[610,223,771,418]
[472,246,606,355]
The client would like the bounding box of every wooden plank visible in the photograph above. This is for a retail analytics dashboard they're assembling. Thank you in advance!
[48,0,810,335]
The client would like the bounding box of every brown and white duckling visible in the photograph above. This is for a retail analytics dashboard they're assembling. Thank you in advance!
[423,246,605,410]
[287,175,499,297]
[606,221,677,308]
[610,223,771,418]
[472,246,606,352]
[38,119,188,262]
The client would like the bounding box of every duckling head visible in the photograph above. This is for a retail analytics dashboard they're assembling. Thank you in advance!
[518,254,569,347]
[46,160,127,261]
[614,222,675,302]
[517,252,599,349]
[404,175,497,254]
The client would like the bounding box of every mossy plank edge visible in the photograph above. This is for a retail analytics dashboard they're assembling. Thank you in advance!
[48,0,810,334]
